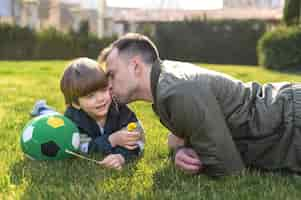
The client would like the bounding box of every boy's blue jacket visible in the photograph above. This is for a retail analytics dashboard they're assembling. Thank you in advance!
[64,103,142,162]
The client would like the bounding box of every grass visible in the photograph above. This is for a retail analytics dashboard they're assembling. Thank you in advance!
[1,60,301,200]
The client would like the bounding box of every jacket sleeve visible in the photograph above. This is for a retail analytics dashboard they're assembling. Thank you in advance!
[89,133,142,160]
[119,105,145,153]
[163,83,245,177]
[88,134,114,155]
[118,104,139,125]
[111,146,141,163]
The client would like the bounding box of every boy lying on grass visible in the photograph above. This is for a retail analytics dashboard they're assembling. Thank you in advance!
[31,57,145,170]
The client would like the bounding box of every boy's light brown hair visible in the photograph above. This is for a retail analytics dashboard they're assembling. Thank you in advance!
[60,57,108,105]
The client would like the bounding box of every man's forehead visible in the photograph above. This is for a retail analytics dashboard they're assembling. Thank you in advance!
[107,49,119,67]
[107,48,119,61]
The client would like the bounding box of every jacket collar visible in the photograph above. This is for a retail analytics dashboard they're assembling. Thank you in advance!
[150,59,162,114]
[65,103,119,137]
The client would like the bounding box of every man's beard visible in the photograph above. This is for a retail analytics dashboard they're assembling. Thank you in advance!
[114,88,136,105]
[112,93,131,105]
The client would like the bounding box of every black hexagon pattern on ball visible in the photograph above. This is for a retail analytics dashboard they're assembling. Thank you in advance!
[41,141,60,157]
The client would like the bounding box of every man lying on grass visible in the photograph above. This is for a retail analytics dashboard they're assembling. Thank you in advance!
[31,58,145,170]
[99,33,301,177]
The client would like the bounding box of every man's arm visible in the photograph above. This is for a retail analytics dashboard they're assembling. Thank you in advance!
[167,132,184,150]
[163,83,245,177]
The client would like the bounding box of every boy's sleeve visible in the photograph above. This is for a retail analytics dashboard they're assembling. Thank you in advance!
[119,105,145,152]
[64,107,115,154]
[118,105,139,125]
[88,135,114,155]
[108,105,145,162]
[111,146,141,163]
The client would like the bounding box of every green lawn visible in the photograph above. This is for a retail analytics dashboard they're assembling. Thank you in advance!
[1,61,301,200]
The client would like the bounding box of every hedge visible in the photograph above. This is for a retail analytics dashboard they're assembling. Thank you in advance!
[257,26,301,69]
[154,19,268,65]
[0,24,36,60]
[0,24,116,60]
[1,20,271,66]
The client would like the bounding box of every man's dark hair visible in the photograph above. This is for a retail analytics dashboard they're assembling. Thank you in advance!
[99,33,160,65]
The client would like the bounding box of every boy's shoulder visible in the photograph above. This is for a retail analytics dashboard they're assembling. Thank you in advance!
[64,106,100,137]
[64,107,93,126]
[64,106,80,120]
[107,103,137,124]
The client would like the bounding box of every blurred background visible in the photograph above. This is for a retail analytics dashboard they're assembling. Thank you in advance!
[0,0,300,69]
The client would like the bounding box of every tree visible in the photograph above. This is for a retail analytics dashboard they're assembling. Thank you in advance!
[78,20,90,37]
[283,0,301,26]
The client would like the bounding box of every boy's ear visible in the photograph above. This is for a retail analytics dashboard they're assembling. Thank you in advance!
[71,102,81,110]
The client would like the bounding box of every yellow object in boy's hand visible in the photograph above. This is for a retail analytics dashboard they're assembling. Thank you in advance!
[127,122,137,131]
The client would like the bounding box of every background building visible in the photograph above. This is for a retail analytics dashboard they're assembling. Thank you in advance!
[0,0,286,37]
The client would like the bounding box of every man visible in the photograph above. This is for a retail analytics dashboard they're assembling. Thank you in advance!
[99,33,301,177]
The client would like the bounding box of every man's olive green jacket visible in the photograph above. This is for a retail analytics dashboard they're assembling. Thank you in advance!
[151,60,301,177]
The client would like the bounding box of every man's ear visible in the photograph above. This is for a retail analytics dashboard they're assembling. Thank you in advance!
[132,56,143,75]
[71,102,81,110]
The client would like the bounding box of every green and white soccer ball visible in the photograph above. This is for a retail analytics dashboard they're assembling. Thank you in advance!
[20,114,80,160]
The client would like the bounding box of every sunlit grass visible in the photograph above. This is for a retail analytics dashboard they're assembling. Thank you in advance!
[1,61,301,199]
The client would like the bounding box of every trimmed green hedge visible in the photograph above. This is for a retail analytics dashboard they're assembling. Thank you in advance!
[154,20,268,65]
[0,24,36,60]
[257,26,301,69]
[0,24,116,60]
[1,21,271,66]
[34,28,76,59]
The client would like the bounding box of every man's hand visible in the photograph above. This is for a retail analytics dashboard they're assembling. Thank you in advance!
[98,154,125,170]
[175,147,203,174]
[108,130,140,150]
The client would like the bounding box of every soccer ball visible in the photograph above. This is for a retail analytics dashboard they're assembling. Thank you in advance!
[20,114,80,160]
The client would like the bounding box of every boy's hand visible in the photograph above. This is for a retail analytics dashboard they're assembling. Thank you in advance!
[108,130,140,150]
[98,154,125,170]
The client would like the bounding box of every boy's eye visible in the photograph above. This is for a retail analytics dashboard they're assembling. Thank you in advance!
[106,71,114,79]
[99,86,108,92]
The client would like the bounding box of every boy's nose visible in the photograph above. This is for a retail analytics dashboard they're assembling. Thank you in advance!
[108,81,112,89]
[108,83,113,93]
[96,93,103,101]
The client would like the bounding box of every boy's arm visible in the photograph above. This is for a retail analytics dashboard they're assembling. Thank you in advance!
[111,146,141,163]
[108,125,143,163]
[99,154,125,170]
[88,134,114,154]
[119,105,145,153]
[64,107,115,154]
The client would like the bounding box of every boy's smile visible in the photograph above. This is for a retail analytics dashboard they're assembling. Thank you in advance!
[77,88,112,121]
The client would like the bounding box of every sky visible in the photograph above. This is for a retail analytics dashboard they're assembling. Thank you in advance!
[62,0,223,10]
[0,0,223,17]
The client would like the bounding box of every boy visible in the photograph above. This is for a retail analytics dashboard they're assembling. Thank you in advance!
[31,57,144,170]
